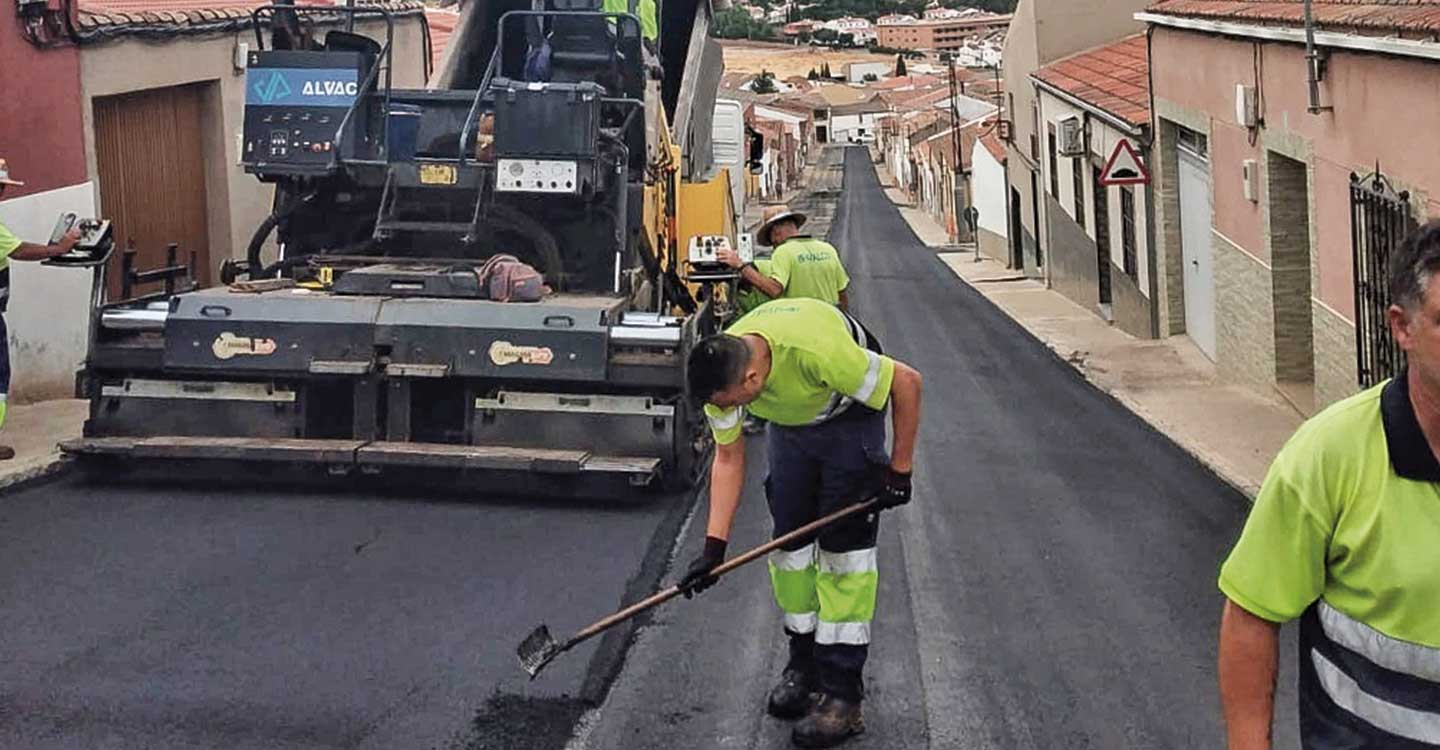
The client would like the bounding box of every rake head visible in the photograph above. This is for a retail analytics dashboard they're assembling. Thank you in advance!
[517,624,563,679]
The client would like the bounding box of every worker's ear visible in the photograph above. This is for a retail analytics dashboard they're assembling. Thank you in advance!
[744,363,764,391]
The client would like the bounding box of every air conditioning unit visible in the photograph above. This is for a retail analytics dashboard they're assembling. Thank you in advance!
[1058,115,1085,156]
[1236,84,1259,128]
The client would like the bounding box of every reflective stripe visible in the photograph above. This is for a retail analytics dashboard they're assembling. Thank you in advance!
[1320,600,1440,683]
[772,543,816,572]
[1313,649,1440,744]
[849,351,883,404]
[785,611,818,634]
[707,408,742,431]
[818,548,877,576]
[816,620,870,645]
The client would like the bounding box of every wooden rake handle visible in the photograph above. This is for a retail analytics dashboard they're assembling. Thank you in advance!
[568,497,880,644]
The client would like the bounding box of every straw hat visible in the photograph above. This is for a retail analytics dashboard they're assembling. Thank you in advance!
[0,159,23,187]
[756,204,807,247]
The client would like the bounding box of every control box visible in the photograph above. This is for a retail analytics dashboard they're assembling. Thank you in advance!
[43,212,115,267]
[685,235,752,281]
[242,50,367,173]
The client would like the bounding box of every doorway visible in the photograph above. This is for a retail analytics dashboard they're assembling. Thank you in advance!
[1092,162,1112,308]
[1009,185,1024,269]
[1177,132,1215,360]
[94,83,212,299]
[1268,152,1315,413]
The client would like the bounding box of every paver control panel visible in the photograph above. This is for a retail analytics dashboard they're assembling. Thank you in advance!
[242,50,367,173]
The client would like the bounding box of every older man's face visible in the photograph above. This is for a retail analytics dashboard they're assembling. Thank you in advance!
[1392,275,1440,394]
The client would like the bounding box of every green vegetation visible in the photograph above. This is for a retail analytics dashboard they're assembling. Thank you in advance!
[751,69,779,94]
[712,6,778,39]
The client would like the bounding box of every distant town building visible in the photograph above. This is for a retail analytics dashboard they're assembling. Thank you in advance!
[821,16,876,44]
[845,61,891,83]
[877,14,918,26]
[876,12,1012,51]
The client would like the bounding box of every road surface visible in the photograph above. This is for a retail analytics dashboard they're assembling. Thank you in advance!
[0,147,1300,750]
[574,147,1300,749]
[0,479,691,750]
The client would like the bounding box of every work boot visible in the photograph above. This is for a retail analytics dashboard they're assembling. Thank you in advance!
[792,695,864,748]
[0,445,15,460]
[767,667,815,719]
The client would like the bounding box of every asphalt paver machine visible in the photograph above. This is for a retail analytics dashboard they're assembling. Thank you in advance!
[62,0,746,495]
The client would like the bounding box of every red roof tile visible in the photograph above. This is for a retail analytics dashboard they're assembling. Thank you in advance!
[1032,34,1150,129]
[425,8,458,74]
[1146,0,1440,34]
[76,0,423,34]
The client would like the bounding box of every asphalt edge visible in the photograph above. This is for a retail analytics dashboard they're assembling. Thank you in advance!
[929,253,1259,505]
[864,153,1263,502]
[0,455,71,496]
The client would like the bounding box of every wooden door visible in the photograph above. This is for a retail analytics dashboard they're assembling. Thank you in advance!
[94,83,211,299]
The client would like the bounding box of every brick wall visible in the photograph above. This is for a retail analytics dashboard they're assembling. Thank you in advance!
[1266,152,1315,384]
[1214,233,1276,390]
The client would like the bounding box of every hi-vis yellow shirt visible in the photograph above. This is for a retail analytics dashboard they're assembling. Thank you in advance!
[771,236,849,306]
[702,299,893,445]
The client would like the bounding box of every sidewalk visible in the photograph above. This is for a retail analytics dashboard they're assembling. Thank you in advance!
[0,398,86,491]
[882,174,1302,498]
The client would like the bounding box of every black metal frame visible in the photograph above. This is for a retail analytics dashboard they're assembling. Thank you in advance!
[458,9,644,166]
[1350,169,1414,388]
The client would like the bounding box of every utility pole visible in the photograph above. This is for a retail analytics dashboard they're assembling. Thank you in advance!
[945,51,966,245]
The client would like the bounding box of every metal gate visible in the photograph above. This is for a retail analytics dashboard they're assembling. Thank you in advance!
[1350,170,1415,388]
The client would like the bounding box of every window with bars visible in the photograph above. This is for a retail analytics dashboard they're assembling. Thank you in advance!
[1351,171,1416,387]
[1121,186,1137,279]
[1072,157,1085,231]
[1048,125,1058,197]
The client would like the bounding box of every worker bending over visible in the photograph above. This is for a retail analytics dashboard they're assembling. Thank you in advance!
[681,298,923,748]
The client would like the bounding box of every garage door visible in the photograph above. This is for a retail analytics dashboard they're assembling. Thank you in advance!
[94,83,211,299]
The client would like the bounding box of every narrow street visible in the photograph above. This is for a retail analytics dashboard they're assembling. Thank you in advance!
[0,148,1301,750]
[576,147,1299,749]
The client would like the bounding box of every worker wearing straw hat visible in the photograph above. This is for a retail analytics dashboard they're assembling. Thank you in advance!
[719,204,851,312]
[0,158,84,459]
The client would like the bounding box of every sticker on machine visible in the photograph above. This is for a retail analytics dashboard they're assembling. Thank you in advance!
[489,341,555,366]
[212,332,279,360]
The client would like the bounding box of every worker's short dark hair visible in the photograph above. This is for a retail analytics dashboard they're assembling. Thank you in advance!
[687,334,750,405]
[1390,220,1440,311]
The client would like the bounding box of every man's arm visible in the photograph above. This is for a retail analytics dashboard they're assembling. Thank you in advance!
[740,263,785,299]
[1219,598,1280,750]
[718,247,785,299]
[837,288,850,312]
[9,230,80,261]
[705,436,747,540]
[888,361,921,472]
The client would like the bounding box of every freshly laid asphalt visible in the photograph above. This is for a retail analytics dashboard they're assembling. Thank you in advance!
[0,147,1300,750]
[0,479,692,750]
[573,147,1300,749]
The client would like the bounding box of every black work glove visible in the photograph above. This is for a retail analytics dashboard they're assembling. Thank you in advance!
[877,468,912,510]
[678,536,727,599]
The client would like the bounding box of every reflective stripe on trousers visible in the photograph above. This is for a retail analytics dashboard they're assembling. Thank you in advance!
[770,543,878,645]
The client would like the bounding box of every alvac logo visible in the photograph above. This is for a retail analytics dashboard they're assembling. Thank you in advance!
[302,80,359,97]
[252,72,292,104]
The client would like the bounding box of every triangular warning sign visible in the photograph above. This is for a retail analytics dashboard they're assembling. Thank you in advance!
[1100,140,1150,186]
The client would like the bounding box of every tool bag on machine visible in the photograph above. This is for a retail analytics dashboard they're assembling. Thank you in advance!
[478,254,548,302]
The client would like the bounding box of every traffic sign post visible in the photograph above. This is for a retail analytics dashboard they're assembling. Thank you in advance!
[1100,140,1150,187]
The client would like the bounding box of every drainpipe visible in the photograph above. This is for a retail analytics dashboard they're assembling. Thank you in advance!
[1304,0,1332,113]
